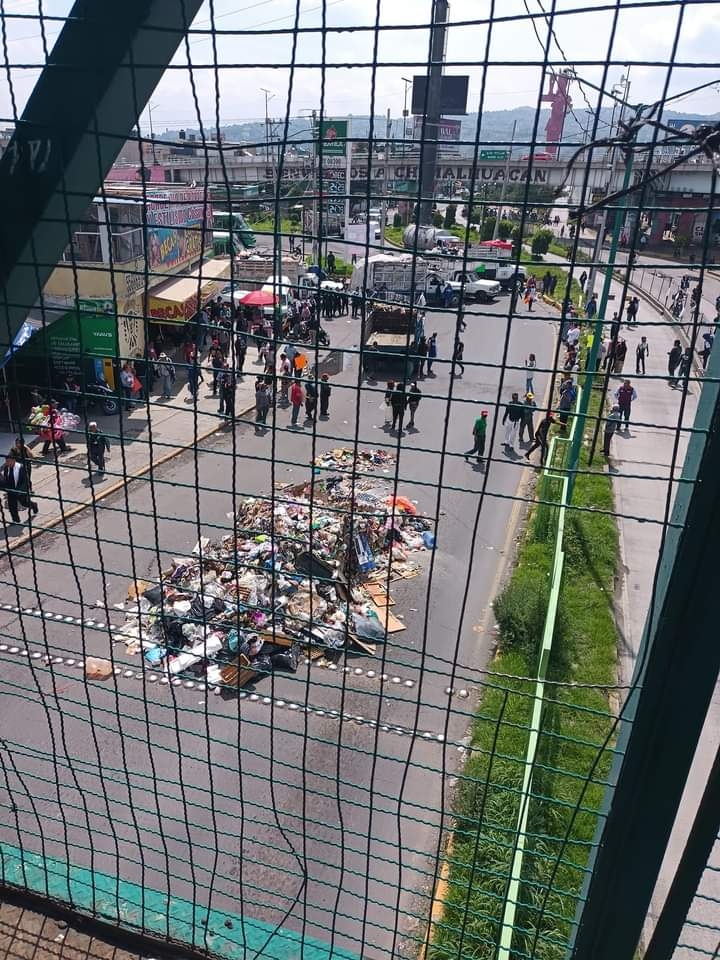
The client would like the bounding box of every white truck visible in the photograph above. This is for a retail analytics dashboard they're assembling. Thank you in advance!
[351,254,429,305]
[470,241,525,291]
[426,269,501,305]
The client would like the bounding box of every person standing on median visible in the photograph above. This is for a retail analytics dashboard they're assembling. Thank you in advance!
[86,421,110,476]
[502,392,523,452]
[585,292,598,320]
[635,336,649,375]
[615,380,637,430]
[464,409,488,465]
[602,404,622,457]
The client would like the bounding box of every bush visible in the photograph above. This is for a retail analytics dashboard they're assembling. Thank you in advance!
[432,211,444,228]
[531,227,554,257]
[492,545,551,653]
[444,203,457,229]
[289,210,301,224]
[497,218,514,240]
[393,212,402,228]
[480,216,496,241]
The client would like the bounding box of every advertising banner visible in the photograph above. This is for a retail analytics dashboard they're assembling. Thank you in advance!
[414,117,462,141]
[315,119,348,157]
[146,188,213,274]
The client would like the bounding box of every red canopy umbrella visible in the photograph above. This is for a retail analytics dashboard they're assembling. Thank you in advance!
[240,289,278,306]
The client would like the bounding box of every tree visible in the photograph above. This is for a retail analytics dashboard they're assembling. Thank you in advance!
[531,227,554,258]
[481,216,496,241]
[432,211,444,228]
[444,203,457,229]
[393,212,402,228]
[497,218,514,240]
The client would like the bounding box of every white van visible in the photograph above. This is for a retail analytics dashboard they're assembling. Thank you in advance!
[261,275,294,319]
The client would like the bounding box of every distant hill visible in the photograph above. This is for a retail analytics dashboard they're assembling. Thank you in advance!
[163,107,720,157]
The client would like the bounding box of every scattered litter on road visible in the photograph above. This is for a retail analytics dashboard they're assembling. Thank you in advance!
[113,449,434,692]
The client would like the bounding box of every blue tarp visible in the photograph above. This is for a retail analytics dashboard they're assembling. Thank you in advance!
[0,319,40,371]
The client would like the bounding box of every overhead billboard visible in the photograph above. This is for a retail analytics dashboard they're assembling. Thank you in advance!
[146,188,213,275]
[411,75,469,116]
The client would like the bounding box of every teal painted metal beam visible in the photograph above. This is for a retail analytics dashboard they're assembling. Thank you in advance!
[567,344,720,959]
[0,0,203,352]
[0,842,360,960]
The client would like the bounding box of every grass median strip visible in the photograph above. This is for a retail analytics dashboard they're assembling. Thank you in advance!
[430,398,618,960]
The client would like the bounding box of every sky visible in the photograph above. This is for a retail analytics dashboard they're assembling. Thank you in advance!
[1,0,719,136]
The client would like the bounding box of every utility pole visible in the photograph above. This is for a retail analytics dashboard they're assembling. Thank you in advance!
[260,87,275,161]
[311,108,319,263]
[566,89,640,499]
[381,107,392,249]
[419,0,449,224]
[402,76,412,158]
[493,119,517,240]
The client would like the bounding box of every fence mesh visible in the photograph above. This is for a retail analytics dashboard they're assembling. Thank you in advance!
[0,1,719,959]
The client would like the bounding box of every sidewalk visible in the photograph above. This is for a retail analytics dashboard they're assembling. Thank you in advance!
[1,345,269,550]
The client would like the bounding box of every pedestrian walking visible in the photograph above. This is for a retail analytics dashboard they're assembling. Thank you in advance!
[502,392,523,451]
[235,334,247,375]
[626,296,639,325]
[40,405,68,456]
[255,380,271,428]
[304,377,318,421]
[585,292,598,320]
[278,353,292,405]
[0,452,38,523]
[579,270,587,293]
[525,353,537,394]
[524,287,534,311]
[699,331,714,370]
[464,409,488,464]
[679,346,693,380]
[415,336,428,378]
[635,336,649,375]
[211,348,225,396]
[525,412,555,464]
[218,367,236,418]
[452,339,465,377]
[9,436,34,490]
[426,333,438,375]
[519,392,537,443]
[120,363,135,411]
[319,374,331,418]
[382,380,395,428]
[86,421,110,475]
[602,405,622,457]
[391,382,407,434]
[157,353,175,398]
[558,376,577,432]
[186,356,204,399]
[667,339,683,387]
[613,337,627,374]
[597,336,608,372]
[615,379,637,429]
[290,379,304,426]
[407,382,421,429]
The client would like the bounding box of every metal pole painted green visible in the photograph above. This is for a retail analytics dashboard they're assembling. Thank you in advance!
[0,0,204,352]
[566,124,639,500]
[567,343,720,960]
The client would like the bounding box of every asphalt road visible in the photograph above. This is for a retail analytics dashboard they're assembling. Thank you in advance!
[0,295,555,959]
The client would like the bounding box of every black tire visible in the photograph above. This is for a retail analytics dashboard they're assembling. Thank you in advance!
[102,397,120,416]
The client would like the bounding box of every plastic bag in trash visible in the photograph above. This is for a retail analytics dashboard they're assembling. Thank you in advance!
[352,614,386,643]
[422,530,436,549]
[144,646,166,665]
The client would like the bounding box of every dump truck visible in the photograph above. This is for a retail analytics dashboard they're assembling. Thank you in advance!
[361,304,424,379]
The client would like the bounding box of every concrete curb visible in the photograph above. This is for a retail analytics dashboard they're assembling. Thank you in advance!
[5,400,256,553]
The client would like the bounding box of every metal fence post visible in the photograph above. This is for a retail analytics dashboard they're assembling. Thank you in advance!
[567,345,720,960]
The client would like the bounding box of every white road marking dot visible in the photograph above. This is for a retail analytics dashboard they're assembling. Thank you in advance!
[124,670,134,678]
[0,644,8,652]
[289,703,299,710]
[9,646,20,654]
[31,652,42,660]
[65,659,75,666]
[249,693,259,701]
[276,699,285,707]
[354,667,363,675]
[404,679,414,687]
[366,670,376,678]
[445,687,454,696]
[262,696,272,705]
[392,677,401,684]
[184,681,195,689]
[458,689,469,698]
[160,677,169,684]
[171,678,182,686]
[148,675,157,683]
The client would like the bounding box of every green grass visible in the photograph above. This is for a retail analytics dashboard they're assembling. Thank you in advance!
[520,254,584,310]
[450,224,480,243]
[384,226,405,247]
[549,239,591,263]
[430,392,618,960]
[246,215,297,237]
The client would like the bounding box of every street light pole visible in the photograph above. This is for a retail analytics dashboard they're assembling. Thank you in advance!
[567,105,642,497]
[419,0,449,224]
[260,87,275,161]
[493,119,517,240]
[402,76,412,157]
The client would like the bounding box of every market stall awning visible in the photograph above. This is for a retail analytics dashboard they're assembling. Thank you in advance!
[147,259,231,323]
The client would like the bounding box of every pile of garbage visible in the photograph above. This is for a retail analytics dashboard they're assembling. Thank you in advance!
[113,451,435,690]
[313,446,396,473]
